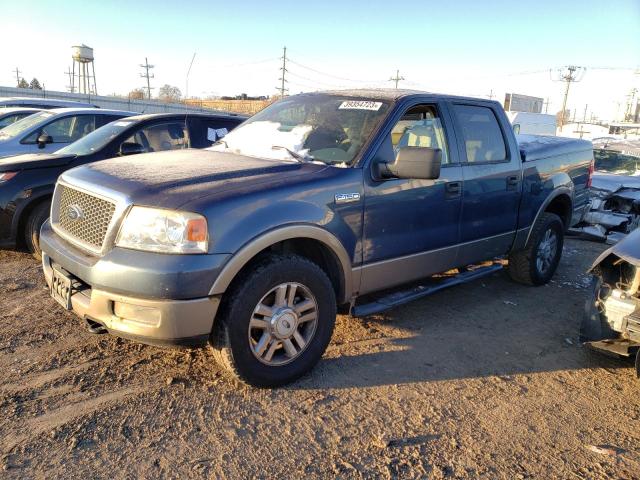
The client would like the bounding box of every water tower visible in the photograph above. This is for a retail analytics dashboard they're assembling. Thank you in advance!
[71,45,97,95]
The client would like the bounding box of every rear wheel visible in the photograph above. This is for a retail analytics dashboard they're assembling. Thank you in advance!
[508,212,564,286]
[211,254,337,387]
[24,201,50,260]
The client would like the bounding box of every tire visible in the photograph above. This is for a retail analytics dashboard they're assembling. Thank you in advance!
[507,212,564,286]
[211,254,337,388]
[24,201,51,260]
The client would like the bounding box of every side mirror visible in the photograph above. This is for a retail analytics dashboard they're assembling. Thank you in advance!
[119,142,146,156]
[379,147,442,180]
[37,133,53,149]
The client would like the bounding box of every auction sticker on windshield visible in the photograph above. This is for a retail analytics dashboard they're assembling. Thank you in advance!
[338,100,383,111]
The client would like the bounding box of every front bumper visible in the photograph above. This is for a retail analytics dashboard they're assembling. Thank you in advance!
[42,252,220,346]
[40,220,227,346]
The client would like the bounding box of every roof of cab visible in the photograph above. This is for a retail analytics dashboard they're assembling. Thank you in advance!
[312,88,497,104]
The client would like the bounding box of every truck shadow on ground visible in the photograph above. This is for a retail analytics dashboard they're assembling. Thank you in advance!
[290,271,634,390]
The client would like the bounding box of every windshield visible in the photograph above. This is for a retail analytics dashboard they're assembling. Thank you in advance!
[57,119,136,156]
[594,149,640,176]
[209,94,390,166]
[0,111,55,139]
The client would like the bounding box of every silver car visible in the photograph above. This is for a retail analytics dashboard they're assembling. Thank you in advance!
[0,108,135,158]
[0,107,44,129]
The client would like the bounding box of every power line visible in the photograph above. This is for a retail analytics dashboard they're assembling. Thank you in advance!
[64,67,74,93]
[552,65,586,131]
[13,67,21,87]
[389,69,405,89]
[287,58,386,84]
[140,57,155,100]
[277,46,288,98]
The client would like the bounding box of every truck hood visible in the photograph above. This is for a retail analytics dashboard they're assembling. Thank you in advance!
[0,152,77,172]
[590,228,640,270]
[61,149,328,210]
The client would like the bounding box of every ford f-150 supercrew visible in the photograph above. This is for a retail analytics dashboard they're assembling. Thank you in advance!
[39,90,594,387]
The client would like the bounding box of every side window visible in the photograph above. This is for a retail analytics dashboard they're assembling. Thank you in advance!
[390,105,450,164]
[122,122,189,153]
[0,114,23,128]
[26,115,96,143]
[453,105,507,163]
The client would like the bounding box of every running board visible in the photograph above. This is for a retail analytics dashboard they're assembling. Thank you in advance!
[351,263,503,317]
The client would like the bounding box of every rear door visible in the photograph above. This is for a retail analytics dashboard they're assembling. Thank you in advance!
[360,100,464,294]
[448,102,521,265]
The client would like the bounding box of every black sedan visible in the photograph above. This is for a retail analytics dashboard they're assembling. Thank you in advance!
[0,112,246,256]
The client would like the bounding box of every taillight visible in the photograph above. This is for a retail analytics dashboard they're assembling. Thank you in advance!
[0,171,18,183]
[586,159,594,189]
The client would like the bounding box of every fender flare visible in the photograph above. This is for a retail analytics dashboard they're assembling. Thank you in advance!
[208,225,354,304]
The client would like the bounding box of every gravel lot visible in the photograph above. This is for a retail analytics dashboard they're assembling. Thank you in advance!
[1,238,639,479]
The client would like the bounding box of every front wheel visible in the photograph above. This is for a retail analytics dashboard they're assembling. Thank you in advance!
[211,254,337,387]
[25,201,51,260]
[508,212,564,286]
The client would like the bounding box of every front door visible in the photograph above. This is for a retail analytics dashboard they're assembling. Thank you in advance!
[360,102,463,295]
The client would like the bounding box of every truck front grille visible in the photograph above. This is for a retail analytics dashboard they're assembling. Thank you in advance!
[56,185,116,251]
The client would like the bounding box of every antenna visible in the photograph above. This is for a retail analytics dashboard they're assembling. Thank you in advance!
[389,69,405,89]
[184,52,197,146]
[551,65,586,131]
[140,57,155,100]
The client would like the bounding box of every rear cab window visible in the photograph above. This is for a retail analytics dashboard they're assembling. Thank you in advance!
[452,104,507,163]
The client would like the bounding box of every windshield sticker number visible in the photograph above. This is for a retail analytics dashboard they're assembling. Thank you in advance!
[338,101,383,111]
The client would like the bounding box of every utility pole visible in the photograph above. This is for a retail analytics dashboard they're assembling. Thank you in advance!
[552,65,585,131]
[389,69,405,89]
[13,67,21,87]
[277,46,288,98]
[487,89,494,99]
[624,88,637,121]
[140,57,155,100]
[543,98,550,114]
[64,66,74,92]
[583,104,588,123]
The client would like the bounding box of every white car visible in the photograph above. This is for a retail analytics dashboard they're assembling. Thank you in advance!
[0,108,135,158]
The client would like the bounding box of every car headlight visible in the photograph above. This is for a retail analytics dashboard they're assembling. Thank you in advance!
[116,206,208,254]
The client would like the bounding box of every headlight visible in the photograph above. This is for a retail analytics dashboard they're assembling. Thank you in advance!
[116,206,208,254]
[0,172,18,183]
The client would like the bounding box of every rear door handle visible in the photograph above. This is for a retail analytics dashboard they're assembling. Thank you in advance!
[506,175,519,190]
[445,181,461,198]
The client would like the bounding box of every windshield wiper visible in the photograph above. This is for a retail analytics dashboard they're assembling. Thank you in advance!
[271,145,313,163]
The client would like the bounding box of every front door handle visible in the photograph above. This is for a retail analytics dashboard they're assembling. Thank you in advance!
[506,175,519,190]
[445,181,462,199]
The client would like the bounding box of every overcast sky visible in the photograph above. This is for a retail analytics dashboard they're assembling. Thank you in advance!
[2,0,639,121]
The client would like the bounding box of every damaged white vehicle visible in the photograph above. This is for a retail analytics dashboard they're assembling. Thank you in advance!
[581,228,640,377]
[571,140,640,243]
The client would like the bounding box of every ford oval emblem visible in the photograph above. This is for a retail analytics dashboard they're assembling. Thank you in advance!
[67,204,84,221]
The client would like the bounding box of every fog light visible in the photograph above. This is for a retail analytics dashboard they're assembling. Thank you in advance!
[113,302,161,327]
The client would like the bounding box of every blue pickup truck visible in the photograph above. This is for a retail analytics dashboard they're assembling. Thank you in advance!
[39,90,594,387]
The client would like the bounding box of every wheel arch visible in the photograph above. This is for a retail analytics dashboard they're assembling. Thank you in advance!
[14,193,53,246]
[522,187,573,248]
[209,225,354,305]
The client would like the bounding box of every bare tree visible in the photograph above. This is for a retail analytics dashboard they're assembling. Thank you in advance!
[158,84,182,103]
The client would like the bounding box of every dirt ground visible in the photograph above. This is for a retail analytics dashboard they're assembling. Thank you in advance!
[0,238,639,479]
